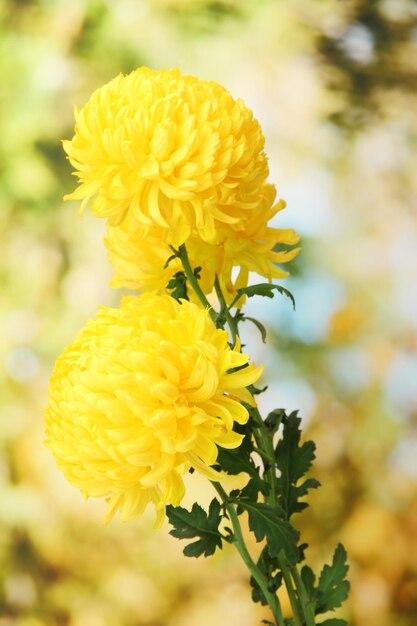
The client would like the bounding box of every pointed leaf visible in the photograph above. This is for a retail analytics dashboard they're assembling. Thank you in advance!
[275,412,318,518]
[317,544,350,613]
[236,283,296,309]
[301,564,317,601]
[238,501,299,565]
[216,426,268,500]
[243,316,268,343]
[166,499,223,558]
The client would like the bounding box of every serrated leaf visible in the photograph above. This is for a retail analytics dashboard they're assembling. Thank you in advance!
[296,478,321,497]
[216,426,268,501]
[236,283,296,309]
[167,271,188,301]
[275,412,319,518]
[317,544,350,613]
[166,499,223,558]
[217,446,258,477]
[318,620,348,626]
[239,476,269,503]
[301,564,316,601]
[238,501,299,565]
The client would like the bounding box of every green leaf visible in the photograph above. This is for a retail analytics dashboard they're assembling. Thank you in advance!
[239,476,269,503]
[317,544,350,613]
[264,408,285,435]
[238,501,299,565]
[301,564,317,603]
[166,266,201,301]
[250,384,268,396]
[167,271,188,301]
[216,427,255,475]
[243,316,268,343]
[236,283,296,309]
[318,620,348,626]
[275,412,320,518]
[166,499,223,558]
[216,425,268,500]
[217,447,257,477]
[163,253,178,269]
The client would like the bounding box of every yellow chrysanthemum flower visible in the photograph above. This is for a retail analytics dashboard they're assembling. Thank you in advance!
[106,183,301,302]
[63,67,270,246]
[45,294,262,525]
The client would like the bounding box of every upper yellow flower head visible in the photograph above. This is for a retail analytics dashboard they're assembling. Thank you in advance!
[63,67,269,246]
[45,294,263,525]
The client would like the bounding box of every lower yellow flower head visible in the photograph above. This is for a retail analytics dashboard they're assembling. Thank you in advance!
[106,183,301,303]
[63,67,269,247]
[45,294,262,525]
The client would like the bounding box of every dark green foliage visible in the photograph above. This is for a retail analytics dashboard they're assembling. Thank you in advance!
[237,501,299,565]
[166,499,224,558]
[236,283,296,309]
[264,408,285,435]
[168,394,349,620]
[166,265,201,301]
[316,544,350,614]
[167,271,189,301]
[296,547,350,620]
[300,564,316,601]
[275,411,320,519]
[318,620,348,626]
[250,384,268,396]
[216,425,255,475]
[216,425,268,500]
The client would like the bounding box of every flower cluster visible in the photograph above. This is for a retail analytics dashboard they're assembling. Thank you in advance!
[63,67,300,297]
[47,67,299,523]
[47,67,351,626]
[45,295,262,524]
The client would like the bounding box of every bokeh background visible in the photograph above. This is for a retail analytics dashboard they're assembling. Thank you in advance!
[1,0,417,624]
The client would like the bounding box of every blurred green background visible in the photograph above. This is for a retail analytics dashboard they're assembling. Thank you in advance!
[1,0,417,624]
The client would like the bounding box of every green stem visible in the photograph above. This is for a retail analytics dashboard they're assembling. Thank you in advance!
[290,565,316,626]
[251,407,277,506]
[251,407,316,626]
[213,275,239,344]
[175,245,217,323]
[206,274,315,624]
[212,482,285,626]
[277,552,304,626]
